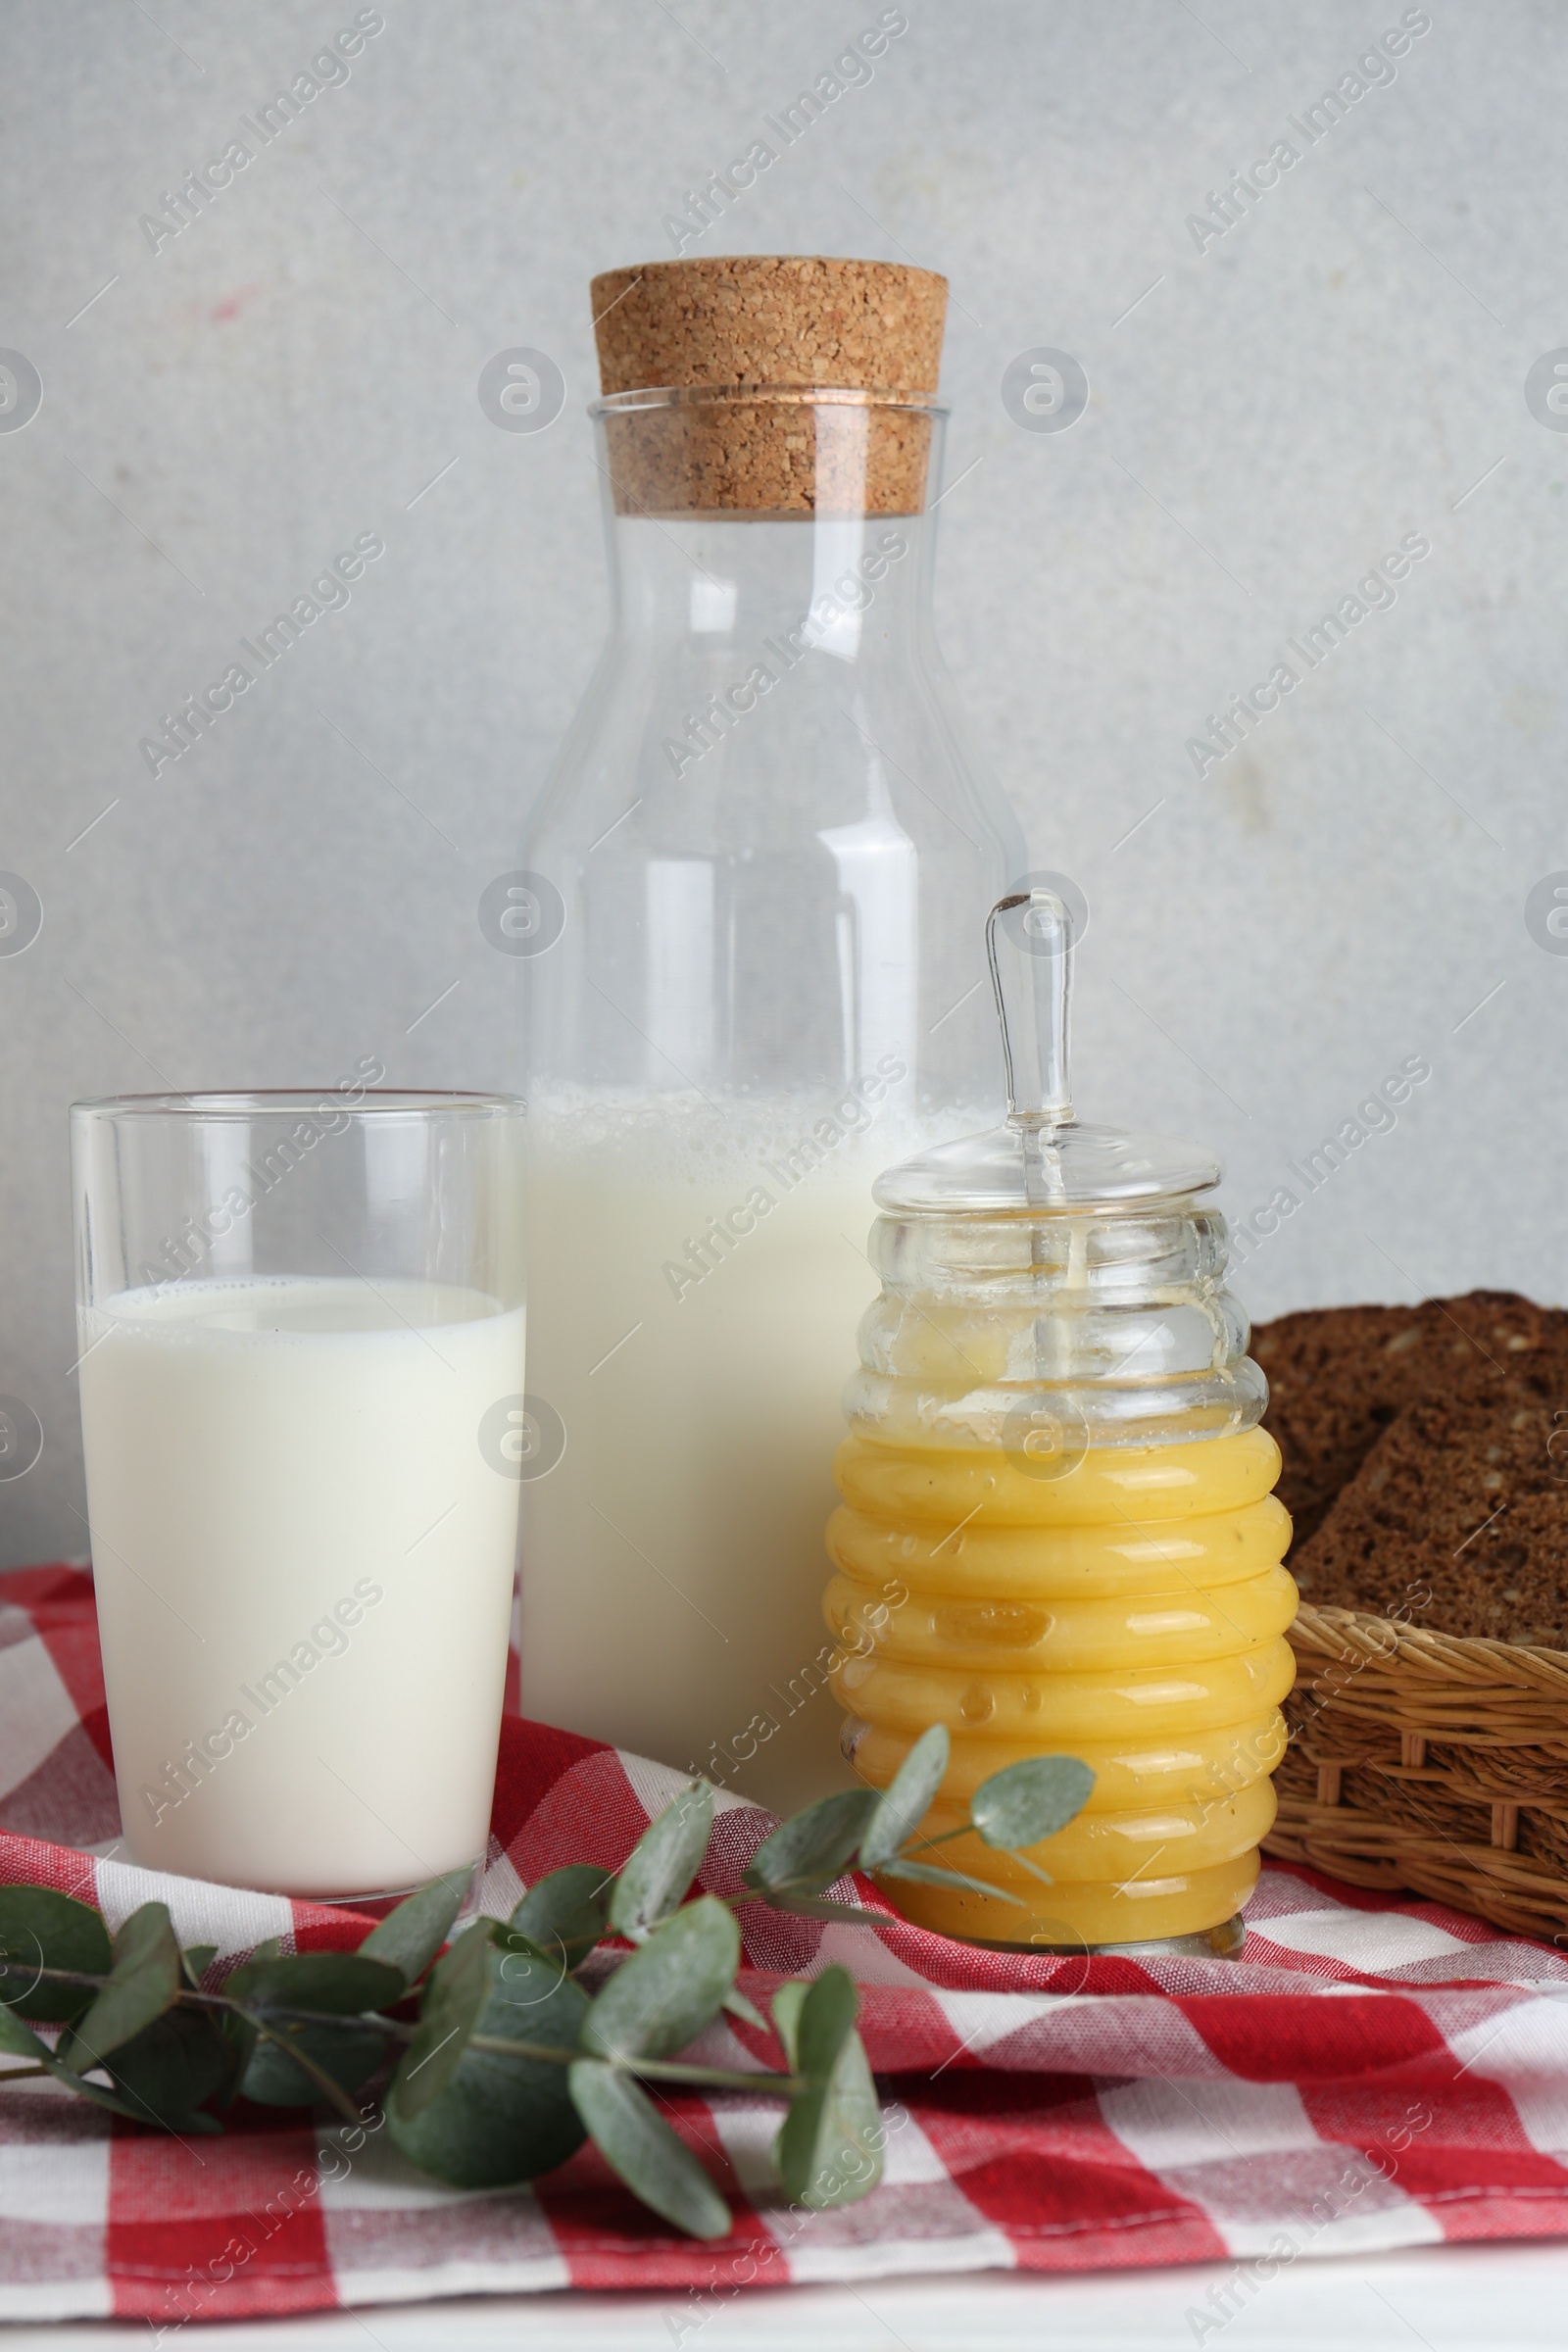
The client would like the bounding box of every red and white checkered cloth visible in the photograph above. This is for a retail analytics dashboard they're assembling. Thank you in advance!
[6,1562,1568,2326]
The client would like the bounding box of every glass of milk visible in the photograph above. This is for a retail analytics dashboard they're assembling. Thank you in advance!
[71,1086,526,1900]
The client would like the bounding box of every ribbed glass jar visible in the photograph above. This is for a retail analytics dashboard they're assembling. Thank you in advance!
[826,1192,1296,1950]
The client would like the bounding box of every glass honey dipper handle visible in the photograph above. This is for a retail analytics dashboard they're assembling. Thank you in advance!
[986,888,1075,1208]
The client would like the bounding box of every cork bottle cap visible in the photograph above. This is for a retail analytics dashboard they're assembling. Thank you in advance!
[589,255,948,517]
[591,256,947,396]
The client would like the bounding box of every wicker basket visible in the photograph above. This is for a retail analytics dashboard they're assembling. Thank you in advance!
[1265,1601,1568,1943]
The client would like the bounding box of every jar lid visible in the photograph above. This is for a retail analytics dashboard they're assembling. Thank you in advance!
[874,891,1222,1213]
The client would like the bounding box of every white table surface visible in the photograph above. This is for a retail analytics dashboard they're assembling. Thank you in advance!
[4,2242,1562,2350]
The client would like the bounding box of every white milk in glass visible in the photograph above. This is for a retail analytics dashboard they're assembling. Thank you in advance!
[78,1276,523,1896]
[520,1084,925,1812]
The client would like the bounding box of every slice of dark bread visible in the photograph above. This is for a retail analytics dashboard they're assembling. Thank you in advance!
[1252,1291,1568,1551]
[1290,1360,1568,1647]
[1251,1302,1424,1547]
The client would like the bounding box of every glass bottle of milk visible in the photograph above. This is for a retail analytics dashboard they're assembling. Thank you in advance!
[516,259,1025,1810]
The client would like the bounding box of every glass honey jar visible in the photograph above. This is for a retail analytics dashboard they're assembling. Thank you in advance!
[825,889,1296,1952]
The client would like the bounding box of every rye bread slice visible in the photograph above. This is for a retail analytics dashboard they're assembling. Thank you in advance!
[1290,1360,1568,1647]
[1252,1291,1568,1550]
[1251,1302,1424,1547]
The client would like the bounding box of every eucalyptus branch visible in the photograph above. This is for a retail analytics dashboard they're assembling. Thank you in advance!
[466,2033,799,2095]
[0,1723,1096,2240]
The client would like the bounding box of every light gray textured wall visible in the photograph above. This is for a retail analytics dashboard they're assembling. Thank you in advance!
[1,0,1561,1563]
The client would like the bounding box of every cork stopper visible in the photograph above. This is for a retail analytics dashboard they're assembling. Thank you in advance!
[589,255,948,517]
[592,256,947,395]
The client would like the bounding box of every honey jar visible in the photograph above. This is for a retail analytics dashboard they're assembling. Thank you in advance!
[825,890,1296,1952]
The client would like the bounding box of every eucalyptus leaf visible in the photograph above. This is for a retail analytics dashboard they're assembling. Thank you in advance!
[793,1964,858,2082]
[53,2074,155,2123]
[608,1783,714,1942]
[386,1935,589,2189]
[775,1970,882,2211]
[0,1886,112,2023]
[223,1952,406,2017]
[579,1896,739,2065]
[240,2019,386,2107]
[105,2003,235,2132]
[969,1755,1096,1852]
[216,2008,257,2111]
[770,1979,807,2073]
[180,1944,218,1991]
[859,1726,951,1869]
[511,1866,612,1969]
[743,1790,879,1900]
[879,1857,1025,1904]
[360,1870,471,1985]
[568,2060,731,2239]
[0,1999,152,2121]
[0,2001,50,2062]
[776,2026,883,2209]
[385,1919,493,2123]
[722,1986,766,2032]
[58,1903,181,2071]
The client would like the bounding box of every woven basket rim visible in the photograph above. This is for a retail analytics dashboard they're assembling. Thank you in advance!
[1291,1600,1568,1693]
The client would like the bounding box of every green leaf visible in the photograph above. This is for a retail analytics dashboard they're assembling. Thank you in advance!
[58,1903,181,2071]
[223,1952,406,2017]
[794,1964,858,2082]
[240,2019,386,2107]
[880,1857,1026,1904]
[511,1866,612,1970]
[579,1897,739,2065]
[216,2008,257,2110]
[568,2060,731,2239]
[386,1919,493,2123]
[722,1986,766,2031]
[743,1790,880,1901]
[180,1944,218,1991]
[969,1755,1096,1851]
[775,1970,883,2211]
[859,1726,950,1868]
[387,1935,589,2189]
[0,1998,150,2122]
[770,1979,808,2073]
[0,1887,112,2022]
[777,2031,883,2209]
[360,1870,471,1985]
[104,2003,233,2132]
[0,2001,50,2062]
[608,1783,714,1942]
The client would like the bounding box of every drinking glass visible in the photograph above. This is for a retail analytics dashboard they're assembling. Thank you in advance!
[71,1086,526,1899]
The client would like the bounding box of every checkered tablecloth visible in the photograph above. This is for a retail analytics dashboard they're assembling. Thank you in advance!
[6,1562,1568,2327]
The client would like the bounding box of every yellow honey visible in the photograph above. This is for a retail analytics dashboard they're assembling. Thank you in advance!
[826,1425,1295,1945]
